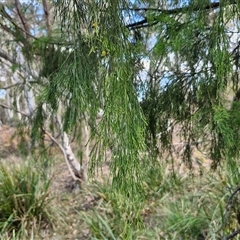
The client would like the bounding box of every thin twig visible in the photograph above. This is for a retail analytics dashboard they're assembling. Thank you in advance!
[0,50,39,79]
[0,102,29,117]
[224,228,240,240]
[0,82,22,90]
[222,186,240,240]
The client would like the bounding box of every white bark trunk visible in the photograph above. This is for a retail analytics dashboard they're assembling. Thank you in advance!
[23,84,35,115]
[5,92,13,119]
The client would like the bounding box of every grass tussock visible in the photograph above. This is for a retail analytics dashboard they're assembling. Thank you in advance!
[1,154,240,239]
[76,159,240,240]
[0,159,55,239]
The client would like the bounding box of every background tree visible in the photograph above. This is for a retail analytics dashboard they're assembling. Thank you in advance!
[0,0,90,180]
[127,0,240,168]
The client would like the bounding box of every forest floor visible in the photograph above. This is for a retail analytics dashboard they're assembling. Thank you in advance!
[0,124,118,239]
[0,124,239,239]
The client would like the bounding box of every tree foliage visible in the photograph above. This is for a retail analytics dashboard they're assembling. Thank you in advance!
[130,0,240,167]
[40,0,148,196]
[1,0,240,197]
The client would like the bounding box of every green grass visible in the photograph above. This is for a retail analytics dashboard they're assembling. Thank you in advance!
[76,159,240,240]
[0,159,56,239]
[1,153,240,239]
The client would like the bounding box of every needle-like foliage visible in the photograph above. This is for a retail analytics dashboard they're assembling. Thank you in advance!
[16,0,240,201]
[36,0,149,199]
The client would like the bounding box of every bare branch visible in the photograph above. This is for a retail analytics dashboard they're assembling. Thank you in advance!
[224,228,240,240]
[222,186,240,240]
[0,3,38,43]
[14,0,30,39]
[0,5,68,45]
[125,1,236,29]
[0,22,16,36]
[0,49,39,79]
[125,2,221,13]
[0,82,22,90]
[0,50,18,65]
[42,0,52,34]
[0,102,29,117]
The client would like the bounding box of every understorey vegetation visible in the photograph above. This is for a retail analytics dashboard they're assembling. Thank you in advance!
[1,0,240,239]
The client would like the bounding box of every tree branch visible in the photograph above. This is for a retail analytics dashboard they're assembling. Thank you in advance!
[0,100,83,184]
[224,228,240,240]
[0,5,68,46]
[125,2,221,13]
[0,102,29,117]
[0,49,39,79]
[125,1,236,29]
[0,82,22,90]
[43,129,82,183]
[222,186,240,240]
[0,4,37,42]
[42,0,52,35]
[14,0,30,39]
[0,49,18,65]
[0,22,16,36]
